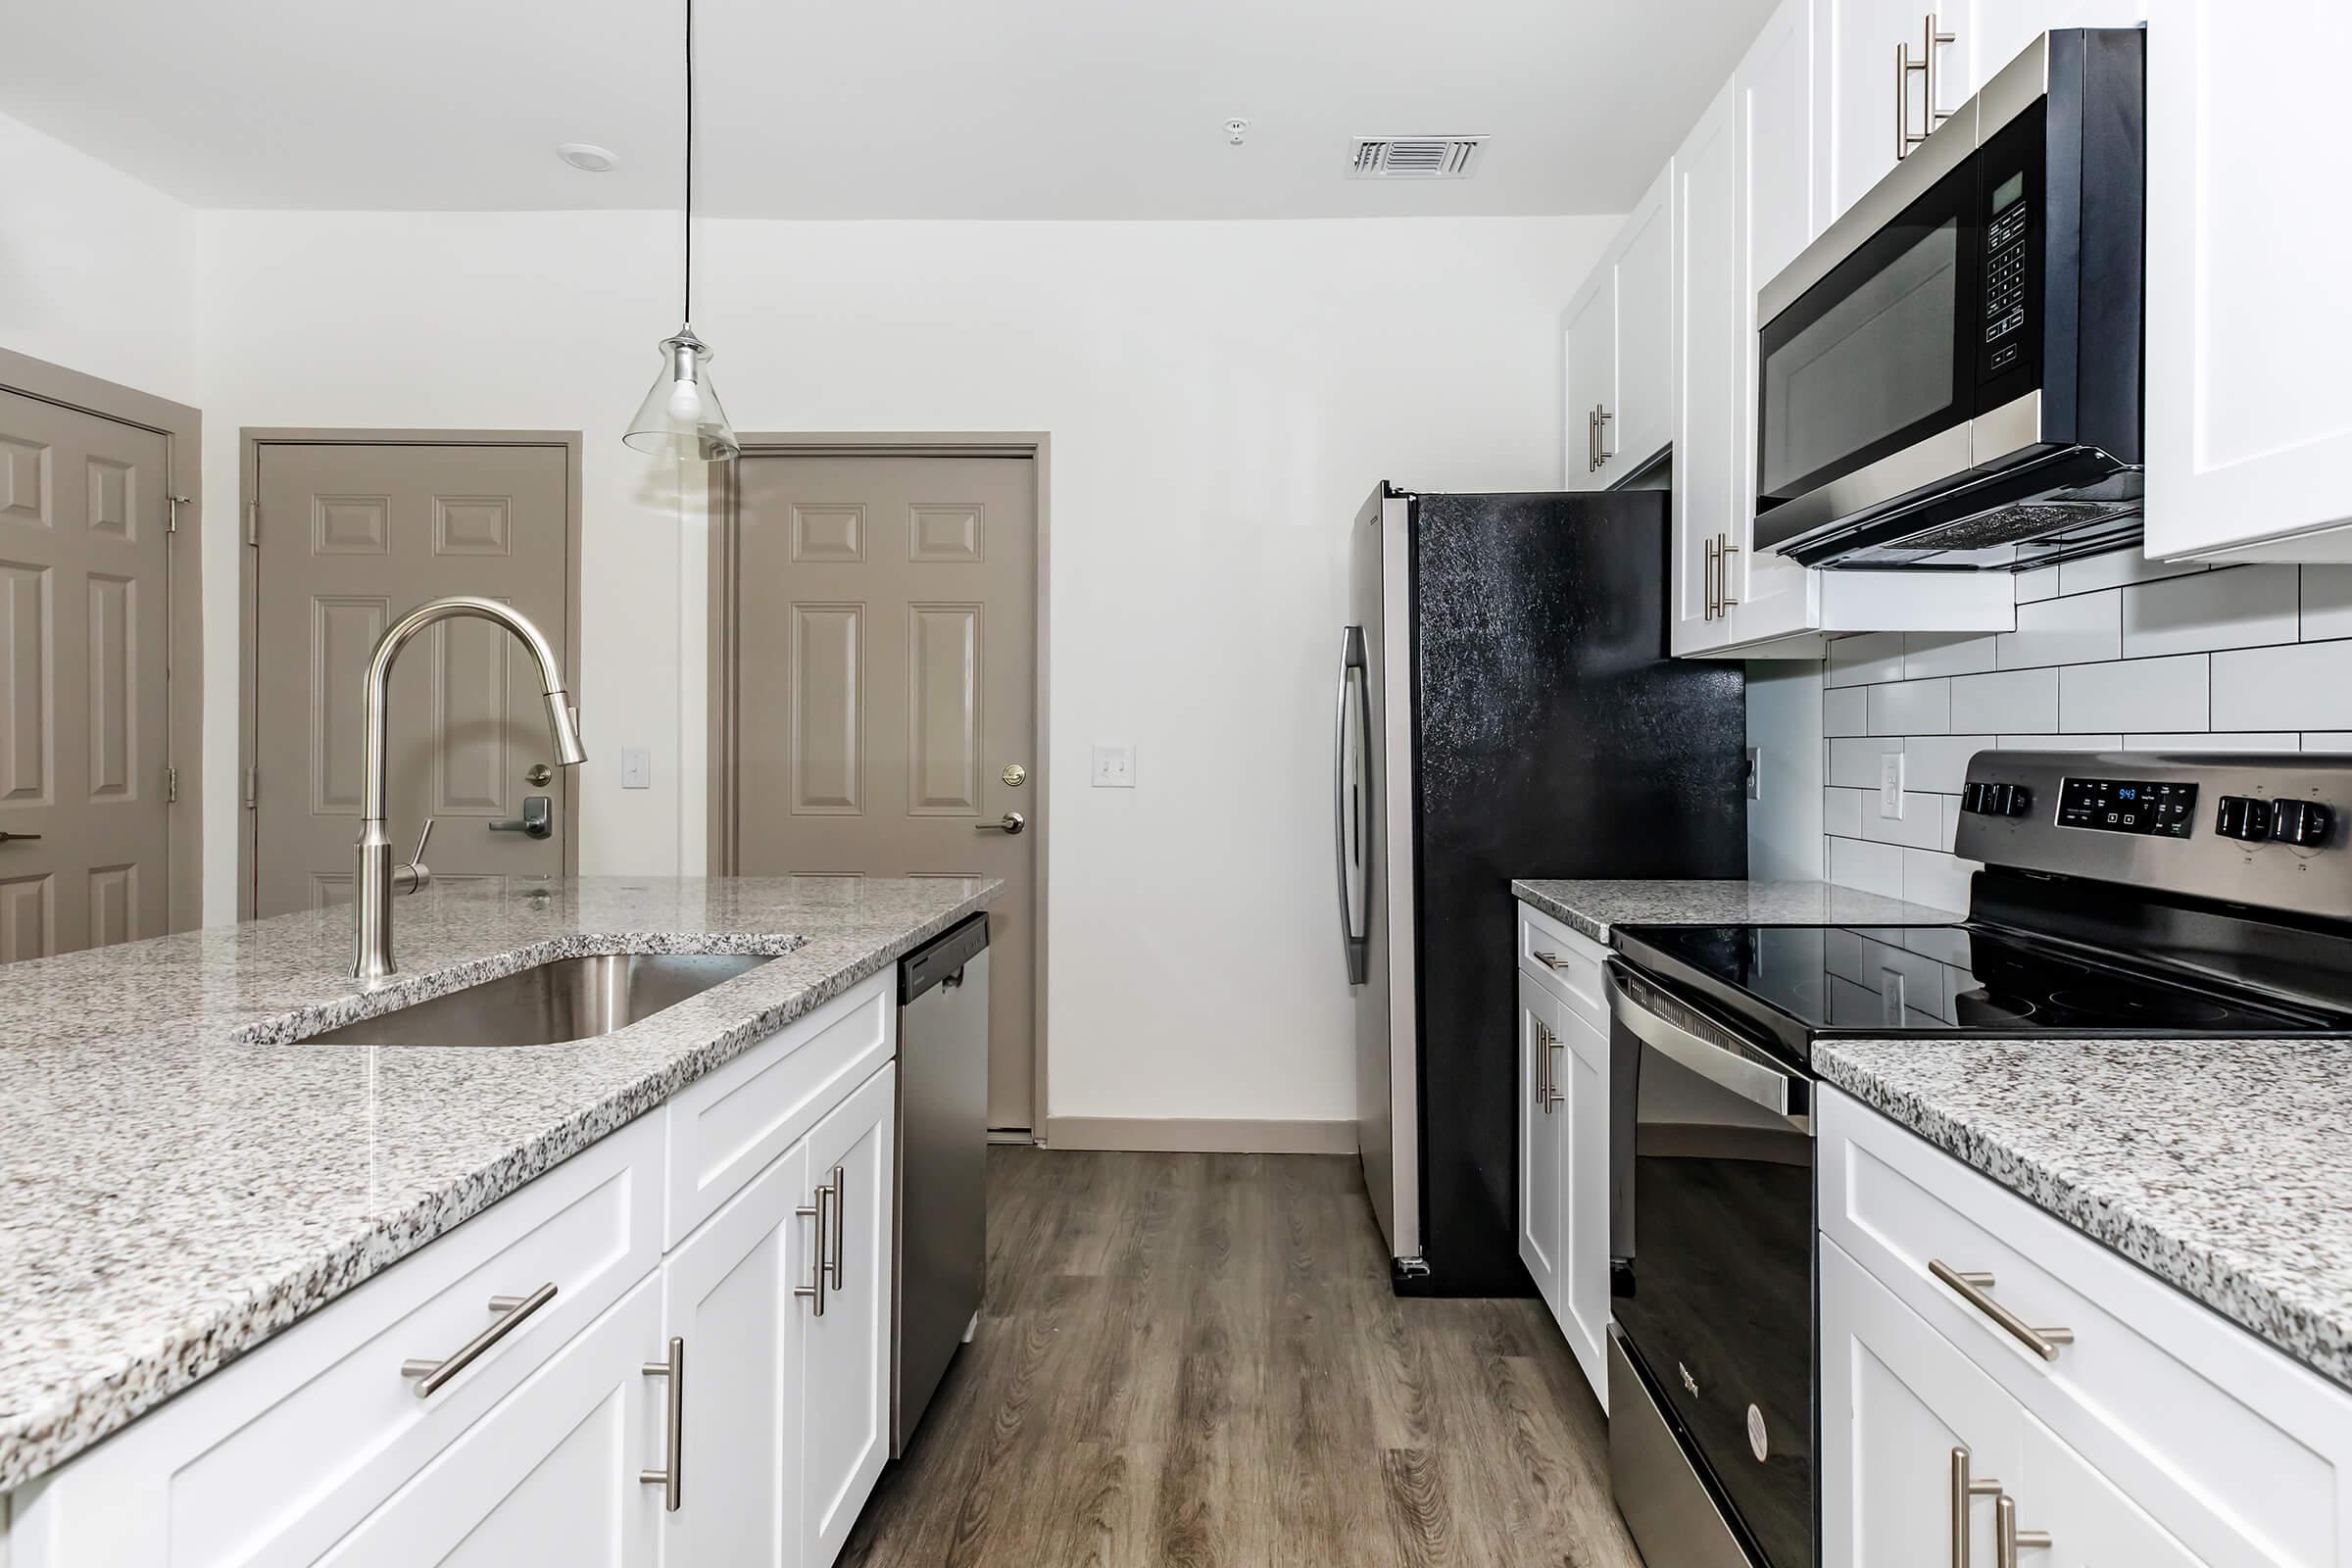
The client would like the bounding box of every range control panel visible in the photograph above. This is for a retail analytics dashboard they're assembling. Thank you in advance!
[1954,752,2352,924]
[2057,777,2197,838]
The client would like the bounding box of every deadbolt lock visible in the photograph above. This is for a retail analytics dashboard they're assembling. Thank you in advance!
[1001,763,1028,788]
[524,762,554,786]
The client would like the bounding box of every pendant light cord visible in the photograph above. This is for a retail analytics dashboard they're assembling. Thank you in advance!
[682,0,694,325]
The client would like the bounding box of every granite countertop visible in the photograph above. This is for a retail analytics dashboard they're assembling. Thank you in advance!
[1510,877,1960,944]
[0,874,998,1491]
[1818,1036,2352,1392]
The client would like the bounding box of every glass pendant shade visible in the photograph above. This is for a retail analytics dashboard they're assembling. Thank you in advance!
[624,325,739,462]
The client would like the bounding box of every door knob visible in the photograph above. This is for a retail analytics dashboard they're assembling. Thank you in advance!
[489,796,554,839]
[977,811,1026,835]
[524,762,554,786]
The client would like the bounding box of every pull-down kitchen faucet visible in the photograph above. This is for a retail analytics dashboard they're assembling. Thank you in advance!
[352,596,586,979]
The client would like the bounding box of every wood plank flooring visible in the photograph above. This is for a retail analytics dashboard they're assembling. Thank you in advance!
[841,1148,1642,1568]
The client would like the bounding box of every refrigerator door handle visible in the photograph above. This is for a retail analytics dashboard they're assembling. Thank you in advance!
[1335,626,1371,984]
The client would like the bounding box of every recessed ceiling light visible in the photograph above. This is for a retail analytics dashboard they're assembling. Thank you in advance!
[558,143,620,173]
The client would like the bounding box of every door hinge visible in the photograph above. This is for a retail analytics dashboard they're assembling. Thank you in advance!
[166,765,179,804]
[168,495,191,534]
[244,766,258,808]
[244,502,260,547]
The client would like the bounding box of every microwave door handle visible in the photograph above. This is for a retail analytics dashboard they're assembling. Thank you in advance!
[1605,962,1808,1126]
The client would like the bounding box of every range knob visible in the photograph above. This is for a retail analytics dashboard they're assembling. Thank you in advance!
[2001,784,2033,818]
[2217,796,2271,842]
[2271,798,2334,848]
[1962,781,1988,814]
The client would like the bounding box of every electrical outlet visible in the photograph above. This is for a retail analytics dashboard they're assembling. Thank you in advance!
[1879,753,1905,817]
[1091,744,1136,788]
[621,748,653,790]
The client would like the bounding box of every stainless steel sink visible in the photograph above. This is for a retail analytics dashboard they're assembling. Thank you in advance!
[293,953,779,1047]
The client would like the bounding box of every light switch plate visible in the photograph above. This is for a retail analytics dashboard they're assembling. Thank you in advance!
[1091,744,1136,788]
[1879,753,1905,817]
[621,748,653,790]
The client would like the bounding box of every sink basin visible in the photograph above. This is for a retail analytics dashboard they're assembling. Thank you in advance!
[293,953,780,1047]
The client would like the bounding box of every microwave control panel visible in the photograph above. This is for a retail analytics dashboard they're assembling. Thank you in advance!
[1981,167,2033,375]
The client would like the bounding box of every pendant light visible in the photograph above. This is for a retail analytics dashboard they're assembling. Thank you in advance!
[624,0,739,462]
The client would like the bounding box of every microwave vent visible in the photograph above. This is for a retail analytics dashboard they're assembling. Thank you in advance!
[1899,498,2142,553]
[1348,137,1487,178]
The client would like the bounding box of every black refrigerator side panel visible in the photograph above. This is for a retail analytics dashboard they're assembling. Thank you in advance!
[1408,491,1746,1297]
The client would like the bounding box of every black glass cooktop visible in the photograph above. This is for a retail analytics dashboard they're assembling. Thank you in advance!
[1619,923,2348,1041]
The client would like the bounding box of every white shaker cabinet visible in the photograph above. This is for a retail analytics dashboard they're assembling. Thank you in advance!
[1817,0,1974,226]
[1517,971,1565,1313]
[1550,995,1612,1400]
[1513,900,1612,1409]
[1672,79,1742,655]
[799,1063,899,1568]
[1562,164,1673,490]
[2143,0,2352,563]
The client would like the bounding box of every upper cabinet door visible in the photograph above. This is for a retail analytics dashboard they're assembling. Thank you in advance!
[1819,0,1974,225]
[1672,81,1741,656]
[1965,0,2145,92]
[1612,164,1676,476]
[1562,269,1617,491]
[2144,0,2352,562]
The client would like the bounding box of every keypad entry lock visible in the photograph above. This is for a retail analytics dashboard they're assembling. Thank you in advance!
[490,796,554,839]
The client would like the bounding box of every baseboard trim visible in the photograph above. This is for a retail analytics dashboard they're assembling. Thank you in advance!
[1043,1116,1358,1155]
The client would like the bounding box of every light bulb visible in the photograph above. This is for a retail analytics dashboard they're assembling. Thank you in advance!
[666,378,704,422]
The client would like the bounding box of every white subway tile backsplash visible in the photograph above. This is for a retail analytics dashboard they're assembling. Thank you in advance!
[1900,848,1978,914]
[1824,786,1868,838]
[1904,633,1997,679]
[1940,794,1962,852]
[1824,685,1869,737]
[2214,641,2352,730]
[1831,836,1905,900]
[2058,550,2206,596]
[2304,733,2352,754]
[2015,565,2061,604]
[2303,566,2352,642]
[2059,655,2210,733]
[1996,590,2122,669]
[1869,678,1950,736]
[1949,668,2058,734]
[2123,732,2301,753]
[1829,736,1902,789]
[1826,631,1906,688]
[1902,734,1997,793]
[2121,565,2299,658]
[1996,734,2123,752]
[1860,791,1946,849]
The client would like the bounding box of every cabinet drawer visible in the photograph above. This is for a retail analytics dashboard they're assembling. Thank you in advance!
[663,968,894,1247]
[1517,900,1606,1027]
[15,1111,663,1568]
[1822,1087,2352,1568]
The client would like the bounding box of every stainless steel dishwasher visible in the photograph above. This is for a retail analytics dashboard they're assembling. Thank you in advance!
[893,910,989,1455]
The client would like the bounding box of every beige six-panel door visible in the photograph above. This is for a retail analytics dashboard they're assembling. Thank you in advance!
[251,442,573,917]
[0,388,173,960]
[732,454,1038,1130]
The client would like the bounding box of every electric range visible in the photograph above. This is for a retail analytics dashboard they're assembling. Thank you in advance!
[1600,752,2352,1568]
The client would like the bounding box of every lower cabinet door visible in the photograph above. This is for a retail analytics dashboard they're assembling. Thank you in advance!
[801,1062,898,1568]
[1517,972,1564,1313]
[1554,1002,1611,1407]
[662,1136,815,1567]
[315,1275,663,1568]
[1821,1237,2021,1568]
[2012,1412,2210,1568]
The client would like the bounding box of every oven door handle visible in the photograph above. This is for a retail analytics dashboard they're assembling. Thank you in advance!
[1605,961,1810,1127]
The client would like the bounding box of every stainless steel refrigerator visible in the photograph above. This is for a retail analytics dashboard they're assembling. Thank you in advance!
[1341,482,1746,1296]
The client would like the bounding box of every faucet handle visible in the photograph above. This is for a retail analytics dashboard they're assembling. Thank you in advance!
[396,817,435,897]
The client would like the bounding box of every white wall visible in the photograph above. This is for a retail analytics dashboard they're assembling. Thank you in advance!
[190,210,1615,1126]
[0,111,198,404]
[1749,557,2352,907]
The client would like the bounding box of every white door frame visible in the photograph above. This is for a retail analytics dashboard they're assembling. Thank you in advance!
[707,432,1051,1133]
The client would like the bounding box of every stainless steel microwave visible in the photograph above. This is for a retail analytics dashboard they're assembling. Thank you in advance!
[1753,28,2144,570]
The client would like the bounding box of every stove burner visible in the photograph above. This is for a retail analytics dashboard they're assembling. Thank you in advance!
[2044,987,2233,1027]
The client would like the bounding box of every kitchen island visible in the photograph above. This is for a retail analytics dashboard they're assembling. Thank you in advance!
[0,874,997,1508]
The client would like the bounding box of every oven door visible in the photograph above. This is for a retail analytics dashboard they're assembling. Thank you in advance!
[1607,960,1815,1568]
[1753,140,1984,554]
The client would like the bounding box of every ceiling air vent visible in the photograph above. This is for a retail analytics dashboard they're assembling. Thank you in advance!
[1348,136,1487,179]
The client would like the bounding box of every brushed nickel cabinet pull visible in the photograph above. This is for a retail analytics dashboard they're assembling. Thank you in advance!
[795,1189,829,1316]
[1717,534,1740,610]
[400,1282,559,1396]
[1533,1018,1552,1111]
[826,1164,848,1291]
[1996,1494,2052,1565]
[640,1336,685,1511]
[1897,14,1957,159]
[1545,1025,1565,1110]
[1704,534,1722,619]
[1930,1259,2076,1361]
[1950,1446,2002,1568]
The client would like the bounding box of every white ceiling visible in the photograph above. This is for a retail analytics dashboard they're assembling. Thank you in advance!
[0,0,1779,219]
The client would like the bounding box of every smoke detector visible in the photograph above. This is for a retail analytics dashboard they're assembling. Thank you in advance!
[1348,136,1487,179]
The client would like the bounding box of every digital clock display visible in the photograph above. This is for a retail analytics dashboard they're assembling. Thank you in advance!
[2058,777,2197,839]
